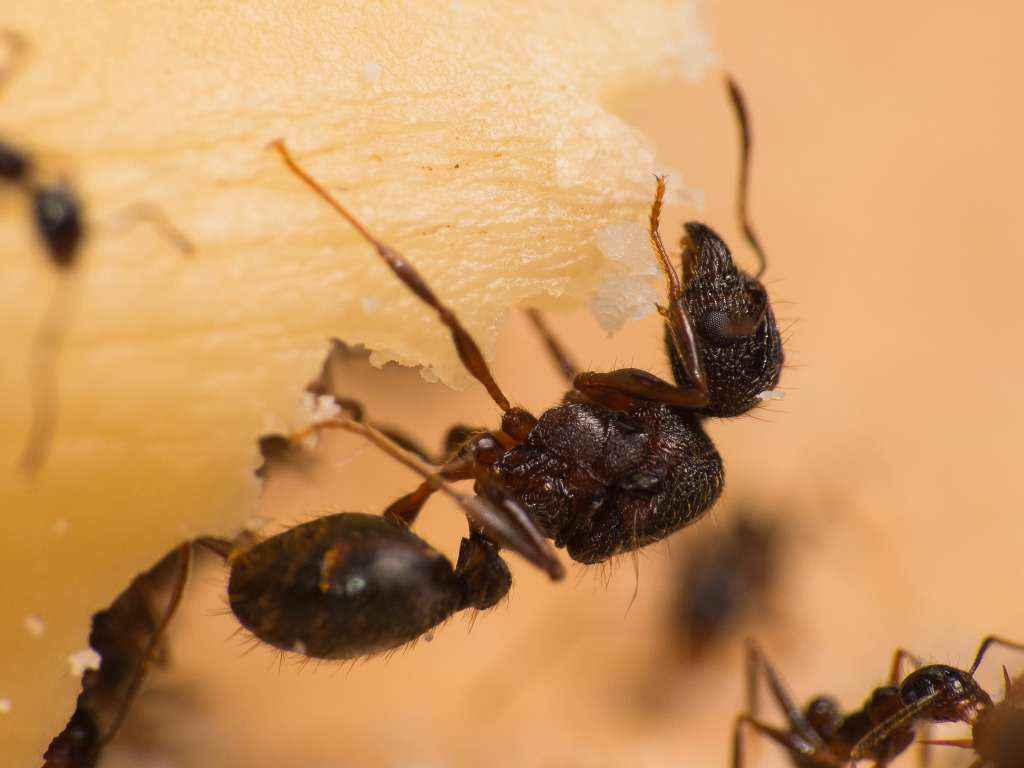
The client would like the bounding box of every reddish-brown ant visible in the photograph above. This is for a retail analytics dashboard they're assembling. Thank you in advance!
[732,637,1024,768]
[1,30,193,476]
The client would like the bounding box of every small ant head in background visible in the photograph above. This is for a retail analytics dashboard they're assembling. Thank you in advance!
[33,182,84,269]
[667,222,783,417]
[899,664,994,724]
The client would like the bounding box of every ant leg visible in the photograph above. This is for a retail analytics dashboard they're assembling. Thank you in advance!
[743,641,823,745]
[44,542,196,766]
[288,413,563,579]
[305,344,438,463]
[888,648,925,684]
[104,201,196,256]
[968,635,1024,674]
[572,176,711,410]
[19,275,77,476]
[524,308,578,383]
[732,714,827,768]
[270,139,523,417]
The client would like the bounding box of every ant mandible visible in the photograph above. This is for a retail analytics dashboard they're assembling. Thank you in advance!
[732,636,1024,768]
[264,74,784,576]
[1,30,193,476]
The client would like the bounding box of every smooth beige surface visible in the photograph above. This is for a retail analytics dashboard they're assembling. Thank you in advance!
[0,2,716,764]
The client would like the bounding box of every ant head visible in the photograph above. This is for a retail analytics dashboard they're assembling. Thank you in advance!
[900,665,993,725]
[33,182,83,269]
[665,222,783,416]
[455,534,512,610]
[804,695,842,739]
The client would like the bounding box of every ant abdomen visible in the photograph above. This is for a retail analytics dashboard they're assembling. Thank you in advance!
[228,513,510,659]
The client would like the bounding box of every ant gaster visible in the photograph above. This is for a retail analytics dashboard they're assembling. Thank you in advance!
[732,637,1024,768]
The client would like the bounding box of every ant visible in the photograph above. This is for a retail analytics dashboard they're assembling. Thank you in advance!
[849,636,1024,768]
[669,510,781,660]
[44,74,784,764]
[1,30,193,476]
[263,73,784,576]
[732,637,1024,768]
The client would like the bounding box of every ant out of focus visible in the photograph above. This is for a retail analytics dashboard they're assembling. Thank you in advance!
[1,30,193,476]
[45,75,786,765]
[732,636,1024,768]
[669,509,782,660]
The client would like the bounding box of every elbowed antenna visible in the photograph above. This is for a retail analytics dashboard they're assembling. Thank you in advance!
[726,75,768,279]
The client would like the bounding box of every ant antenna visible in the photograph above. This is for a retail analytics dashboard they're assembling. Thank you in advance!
[269,139,514,414]
[726,75,768,279]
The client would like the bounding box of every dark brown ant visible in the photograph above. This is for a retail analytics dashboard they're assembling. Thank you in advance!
[733,637,1024,768]
[669,510,781,660]
[1,31,193,476]
[732,641,929,768]
[45,74,783,762]
[848,637,1024,768]
[264,74,784,575]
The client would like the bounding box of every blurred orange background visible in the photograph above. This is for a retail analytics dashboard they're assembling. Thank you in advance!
[102,2,1024,766]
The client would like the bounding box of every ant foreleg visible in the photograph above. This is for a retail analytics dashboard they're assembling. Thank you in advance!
[104,201,196,257]
[744,640,824,747]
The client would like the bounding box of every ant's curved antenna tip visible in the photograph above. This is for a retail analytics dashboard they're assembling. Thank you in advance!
[724,74,768,279]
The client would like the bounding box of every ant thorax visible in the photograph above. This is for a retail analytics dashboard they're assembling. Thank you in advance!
[492,399,722,563]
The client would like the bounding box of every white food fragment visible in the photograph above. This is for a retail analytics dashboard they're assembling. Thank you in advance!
[52,518,70,535]
[589,221,659,334]
[67,648,102,676]
[0,698,10,714]
[305,393,342,423]
[24,614,45,638]
[362,61,382,88]
[755,389,785,401]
